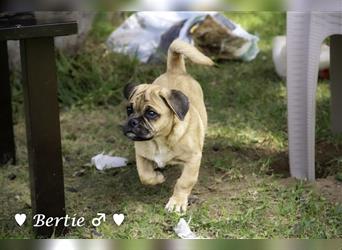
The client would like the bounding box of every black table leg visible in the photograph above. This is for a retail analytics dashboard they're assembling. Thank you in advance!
[330,35,342,133]
[20,37,66,238]
[0,41,16,165]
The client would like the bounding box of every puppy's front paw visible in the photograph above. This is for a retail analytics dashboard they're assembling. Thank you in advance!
[165,195,188,213]
[140,171,165,186]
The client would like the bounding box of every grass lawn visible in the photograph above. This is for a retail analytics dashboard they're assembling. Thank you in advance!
[0,12,341,239]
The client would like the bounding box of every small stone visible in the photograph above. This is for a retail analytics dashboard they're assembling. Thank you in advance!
[127,161,135,166]
[336,172,342,182]
[66,187,78,193]
[7,173,16,180]
[91,228,103,237]
[73,169,86,177]
[23,202,31,209]
[212,145,220,152]
[106,138,116,143]
[188,195,200,205]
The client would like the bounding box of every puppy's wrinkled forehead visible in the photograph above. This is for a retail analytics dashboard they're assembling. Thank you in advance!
[130,84,164,112]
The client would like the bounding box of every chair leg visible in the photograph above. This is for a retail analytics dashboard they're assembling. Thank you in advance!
[330,35,342,133]
[0,41,16,165]
[287,12,323,180]
[20,37,66,237]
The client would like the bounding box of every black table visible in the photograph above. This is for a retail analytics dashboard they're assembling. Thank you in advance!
[0,20,77,237]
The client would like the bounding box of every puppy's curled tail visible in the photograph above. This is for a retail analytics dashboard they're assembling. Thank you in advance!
[167,39,214,73]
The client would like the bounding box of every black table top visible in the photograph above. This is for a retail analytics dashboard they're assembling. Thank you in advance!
[0,21,78,41]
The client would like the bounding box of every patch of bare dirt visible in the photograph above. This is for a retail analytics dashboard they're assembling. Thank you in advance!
[278,176,342,204]
[267,141,342,178]
[314,176,342,203]
[315,141,342,178]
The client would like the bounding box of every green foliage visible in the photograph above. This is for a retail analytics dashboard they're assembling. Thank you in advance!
[56,50,139,108]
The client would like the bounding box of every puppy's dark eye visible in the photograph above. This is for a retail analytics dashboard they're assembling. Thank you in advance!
[145,109,158,119]
[127,106,133,116]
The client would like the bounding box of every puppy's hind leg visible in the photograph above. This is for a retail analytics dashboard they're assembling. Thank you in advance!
[136,154,165,186]
[165,155,201,213]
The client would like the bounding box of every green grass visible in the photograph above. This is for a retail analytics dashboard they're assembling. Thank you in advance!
[0,12,341,239]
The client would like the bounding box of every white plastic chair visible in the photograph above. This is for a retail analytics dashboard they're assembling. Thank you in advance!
[287,1,342,180]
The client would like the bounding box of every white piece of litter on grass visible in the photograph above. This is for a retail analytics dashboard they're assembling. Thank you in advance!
[174,218,199,239]
[91,153,128,170]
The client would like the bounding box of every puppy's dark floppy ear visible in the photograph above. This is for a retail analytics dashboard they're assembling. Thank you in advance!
[123,83,137,100]
[161,89,189,121]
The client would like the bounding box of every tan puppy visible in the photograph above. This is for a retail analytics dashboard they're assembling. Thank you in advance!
[122,39,213,213]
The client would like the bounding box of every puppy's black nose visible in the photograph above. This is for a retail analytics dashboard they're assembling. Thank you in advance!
[128,118,139,128]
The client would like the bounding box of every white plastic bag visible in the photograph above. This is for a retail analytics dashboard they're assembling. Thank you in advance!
[107,12,259,63]
[91,153,128,170]
[107,12,212,63]
[174,218,199,239]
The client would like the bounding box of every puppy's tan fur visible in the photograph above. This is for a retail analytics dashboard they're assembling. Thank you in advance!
[126,39,213,212]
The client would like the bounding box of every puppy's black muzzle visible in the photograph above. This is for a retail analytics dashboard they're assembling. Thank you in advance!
[128,118,139,128]
[122,117,153,141]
